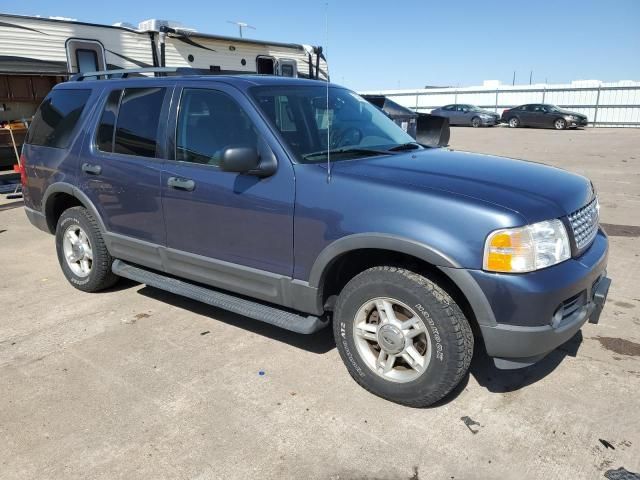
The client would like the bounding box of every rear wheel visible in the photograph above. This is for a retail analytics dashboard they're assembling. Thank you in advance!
[333,266,473,407]
[554,118,567,130]
[508,117,520,128]
[471,116,481,128]
[56,207,118,292]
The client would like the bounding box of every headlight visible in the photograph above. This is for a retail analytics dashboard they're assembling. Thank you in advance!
[483,219,571,273]
[479,114,491,119]
[569,115,578,120]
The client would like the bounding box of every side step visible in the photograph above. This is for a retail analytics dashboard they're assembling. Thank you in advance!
[112,260,329,334]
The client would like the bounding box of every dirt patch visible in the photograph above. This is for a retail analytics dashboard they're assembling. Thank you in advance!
[596,337,640,357]
[601,223,640,238]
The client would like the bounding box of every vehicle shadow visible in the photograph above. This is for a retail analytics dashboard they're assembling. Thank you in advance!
[136,285,336,355]
[469,330,584,393]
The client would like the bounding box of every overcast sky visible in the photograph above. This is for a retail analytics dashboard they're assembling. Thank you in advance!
[6,0,640,90]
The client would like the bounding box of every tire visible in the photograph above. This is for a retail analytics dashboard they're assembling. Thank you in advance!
[471,116,481,128]
[554,118,567,130]
[508,117,520,128]
[333,266,473,407]
[55,206,118,292]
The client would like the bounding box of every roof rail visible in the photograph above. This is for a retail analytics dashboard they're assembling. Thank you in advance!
[70,66,207,81]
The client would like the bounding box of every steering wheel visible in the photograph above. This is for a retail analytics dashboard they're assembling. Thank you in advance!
[333,127,363,148]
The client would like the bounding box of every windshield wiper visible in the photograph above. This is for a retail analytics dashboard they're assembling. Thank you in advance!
[387,142,423,152]
[302,147,391,161]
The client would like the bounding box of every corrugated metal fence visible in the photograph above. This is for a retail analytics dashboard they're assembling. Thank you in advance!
[362,81,640,127]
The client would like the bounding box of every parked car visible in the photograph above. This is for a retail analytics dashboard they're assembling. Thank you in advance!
[20,69,610,407]
[501,104,589,129]
[430,104,500,127]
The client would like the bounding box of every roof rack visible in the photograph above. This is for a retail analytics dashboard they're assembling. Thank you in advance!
[70,66,208,81]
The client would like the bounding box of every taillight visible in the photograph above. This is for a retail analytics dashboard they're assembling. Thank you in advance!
[17,153,27,187]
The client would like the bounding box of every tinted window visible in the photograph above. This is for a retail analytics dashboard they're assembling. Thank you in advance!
[442,105,455,111]
[176,88,259,166]
[26,89,91,148]
[96,89,122,152]
[114,87,165,157]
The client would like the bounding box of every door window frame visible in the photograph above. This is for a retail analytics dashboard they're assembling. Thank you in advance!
[89,82,174,162]
[165,82,291,168]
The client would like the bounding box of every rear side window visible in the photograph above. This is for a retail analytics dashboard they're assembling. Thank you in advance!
[26,89,91,148]
[96,89,122,152]
[95,87,165,157]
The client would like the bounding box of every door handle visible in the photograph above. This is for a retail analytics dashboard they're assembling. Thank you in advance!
[82,163,102,175]
[167,176,196,191]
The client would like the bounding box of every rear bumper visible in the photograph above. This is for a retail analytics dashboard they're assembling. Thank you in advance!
[24,206,49,233]
[470,230,609,368]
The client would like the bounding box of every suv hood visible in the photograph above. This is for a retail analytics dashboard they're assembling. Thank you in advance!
[330,149,593,223]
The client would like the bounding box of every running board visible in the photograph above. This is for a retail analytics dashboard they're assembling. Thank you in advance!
[112,260,329,334]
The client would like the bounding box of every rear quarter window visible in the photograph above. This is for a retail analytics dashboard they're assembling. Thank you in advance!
[26,89,91,148]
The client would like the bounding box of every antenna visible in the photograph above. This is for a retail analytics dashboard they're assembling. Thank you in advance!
[226,20,256,38]
[325,1,331,183]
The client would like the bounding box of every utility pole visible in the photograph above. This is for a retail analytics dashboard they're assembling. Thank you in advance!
[227,21,256,38]
[512,71,516,86]
[529,70,533,85]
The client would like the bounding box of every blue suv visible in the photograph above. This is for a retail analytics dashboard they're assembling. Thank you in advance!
[21,70,610,407]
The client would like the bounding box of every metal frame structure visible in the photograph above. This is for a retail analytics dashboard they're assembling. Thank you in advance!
[366,84,640,127]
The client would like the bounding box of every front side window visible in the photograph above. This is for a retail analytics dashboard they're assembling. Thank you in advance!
[113,87,165,157]
[176,88,259,166]
[251,86,415,163]
[26,89,91,148]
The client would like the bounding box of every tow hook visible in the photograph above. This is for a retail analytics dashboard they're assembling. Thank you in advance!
[589,277,611,324]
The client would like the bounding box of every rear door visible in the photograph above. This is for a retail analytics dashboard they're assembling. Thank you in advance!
[79,82,173,269]
[160,82,296,298]
[526,104,546,127]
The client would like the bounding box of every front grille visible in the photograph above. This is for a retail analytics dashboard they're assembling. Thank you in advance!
[568,197,599,250]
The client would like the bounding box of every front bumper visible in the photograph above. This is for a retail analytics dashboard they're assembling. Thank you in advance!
[472,230,609,368]
[479,117,499,126]
[569,118,589,127]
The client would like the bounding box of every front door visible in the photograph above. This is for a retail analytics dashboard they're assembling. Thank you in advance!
[160,84,296,299]
[80,84,172,270]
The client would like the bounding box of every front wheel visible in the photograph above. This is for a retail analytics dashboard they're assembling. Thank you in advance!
[471,116,481,128]
[554,118,567,130]
[333,266,473,407]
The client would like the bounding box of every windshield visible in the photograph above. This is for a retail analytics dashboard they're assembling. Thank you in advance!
[250,85,416,163]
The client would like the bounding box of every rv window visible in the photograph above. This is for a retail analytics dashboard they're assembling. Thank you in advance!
[279,60,297,78]
[26,89,91,149]
[76,49,99,73]
[256,56,275,75]
[96,89,123,152]
[114,88,166,158]
[175,88,259,166]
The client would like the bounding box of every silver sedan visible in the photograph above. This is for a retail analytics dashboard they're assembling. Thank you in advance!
[431,104,500,127]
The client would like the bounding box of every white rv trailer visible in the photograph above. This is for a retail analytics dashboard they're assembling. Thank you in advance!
[0,13,328,124]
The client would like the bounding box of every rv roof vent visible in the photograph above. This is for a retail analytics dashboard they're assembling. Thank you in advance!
[112,22,137,29]
[138,19,197,33]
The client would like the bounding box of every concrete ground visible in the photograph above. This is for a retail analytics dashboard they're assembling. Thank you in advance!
[1,127,639,480]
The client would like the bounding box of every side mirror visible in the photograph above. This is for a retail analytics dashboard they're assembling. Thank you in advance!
[220,146,276,178]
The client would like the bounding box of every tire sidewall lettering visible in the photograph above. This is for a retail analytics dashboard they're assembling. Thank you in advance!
[414,303,444,362]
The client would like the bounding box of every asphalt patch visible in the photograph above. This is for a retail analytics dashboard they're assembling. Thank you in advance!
[596,337,640,357]
[601,223,640,238]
